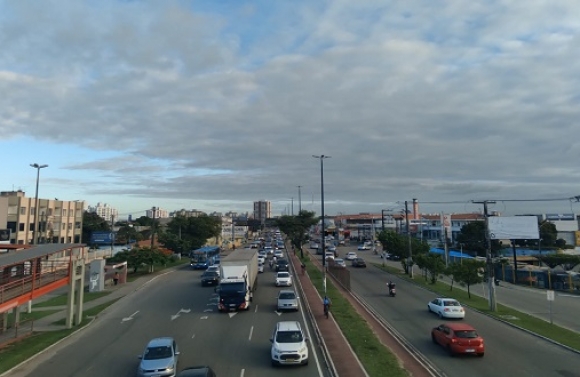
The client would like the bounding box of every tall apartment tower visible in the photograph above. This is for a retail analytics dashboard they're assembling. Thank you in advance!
[253,200,271,225]
[88,202,119,222]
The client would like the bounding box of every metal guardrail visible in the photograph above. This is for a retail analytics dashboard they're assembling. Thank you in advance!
[0,319,34,348]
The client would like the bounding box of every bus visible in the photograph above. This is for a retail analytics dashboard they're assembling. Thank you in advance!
[190,246,221,269]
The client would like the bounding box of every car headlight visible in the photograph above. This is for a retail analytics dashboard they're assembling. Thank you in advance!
[273,346,281,353]
[299,346,307,353]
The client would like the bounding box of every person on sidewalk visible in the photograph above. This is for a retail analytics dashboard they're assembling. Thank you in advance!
[113,272,119,286]
[323,296,331,318]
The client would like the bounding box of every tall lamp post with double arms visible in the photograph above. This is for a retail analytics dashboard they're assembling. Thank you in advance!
[30,163,48,245]
[313,155,330,295]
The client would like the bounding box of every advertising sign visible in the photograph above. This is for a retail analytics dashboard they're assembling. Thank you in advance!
[0,229,10,243]
[545,214,575,221]
[90,231,115,244]
[488,216,539,240]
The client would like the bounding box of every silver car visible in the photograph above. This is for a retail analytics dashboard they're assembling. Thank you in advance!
[137,337,180,377]
[277,290,299,311]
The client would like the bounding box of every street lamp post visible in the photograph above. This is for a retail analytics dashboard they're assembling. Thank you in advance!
[297,186,302,213]
[313,155,330,295]
[30,163,48,245]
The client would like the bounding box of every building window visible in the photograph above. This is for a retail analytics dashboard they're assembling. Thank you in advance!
[48,208,53,216]
[19,223,25,231]
[68,223,72,230]
[63,209,67,217]
[75,222,81,229]
[30,207,36,216]
[20,207,26,215]
[62,223,66,230]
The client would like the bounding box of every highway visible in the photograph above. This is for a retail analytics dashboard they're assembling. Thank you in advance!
[340,246,580,377]
[14,263,328,377]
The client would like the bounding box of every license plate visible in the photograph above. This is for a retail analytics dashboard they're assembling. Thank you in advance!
[465,349,475,353]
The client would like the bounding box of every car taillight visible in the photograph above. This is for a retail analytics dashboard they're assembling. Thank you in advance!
[451,338,457,343]
[239,302,247,309]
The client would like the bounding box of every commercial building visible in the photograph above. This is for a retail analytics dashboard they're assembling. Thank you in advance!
[0,190,84,245]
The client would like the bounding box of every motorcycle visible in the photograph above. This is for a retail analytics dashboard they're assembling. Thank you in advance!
[388,283,396,297]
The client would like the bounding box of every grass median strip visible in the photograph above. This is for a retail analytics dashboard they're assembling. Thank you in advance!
[374,263,580,352]
[303,256,408,377]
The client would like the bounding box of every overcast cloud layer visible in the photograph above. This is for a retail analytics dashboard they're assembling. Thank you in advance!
[2,0,580,218]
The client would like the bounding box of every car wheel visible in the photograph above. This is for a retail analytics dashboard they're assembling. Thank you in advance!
[427,305,431,313]
[447,345,455,357]
[303,359,309,366]
[438,311,443,319]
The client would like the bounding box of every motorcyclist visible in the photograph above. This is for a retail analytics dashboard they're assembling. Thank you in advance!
[387,281,396,293]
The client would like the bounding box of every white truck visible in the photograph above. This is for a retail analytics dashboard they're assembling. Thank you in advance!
[218,249,258,312]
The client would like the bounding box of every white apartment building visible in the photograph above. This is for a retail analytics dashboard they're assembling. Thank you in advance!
[87,202,119,222]
[146,207,169,219]
[253,200,271,224]
[0,190,84,245]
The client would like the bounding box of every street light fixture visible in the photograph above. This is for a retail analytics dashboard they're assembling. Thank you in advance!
[313,155,330,295]
[30,163,48,245]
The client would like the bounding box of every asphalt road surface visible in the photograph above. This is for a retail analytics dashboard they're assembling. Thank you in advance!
[338,246,580,377]
[13,263,327,377]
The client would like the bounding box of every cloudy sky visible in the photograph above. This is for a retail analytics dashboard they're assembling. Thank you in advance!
[2,0,580,219]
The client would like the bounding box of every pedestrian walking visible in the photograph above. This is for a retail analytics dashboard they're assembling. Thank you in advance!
[113,272,119,286]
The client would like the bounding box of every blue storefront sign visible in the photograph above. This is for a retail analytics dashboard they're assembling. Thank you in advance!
[90,231,115,244]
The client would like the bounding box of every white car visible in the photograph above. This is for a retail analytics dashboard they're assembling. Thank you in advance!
[258,262,264,273]
[275,272,293,287]
[357,244,370,250]
[325,252,335,261]
[428,298,465,319]
[206,265,220,276]
[345,252,358,261]
[274,250,284,259]
[258,255,266,264]
[270,321,308,366]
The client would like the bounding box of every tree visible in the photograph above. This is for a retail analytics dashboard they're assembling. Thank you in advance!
[134,216,156,226]
[158,215,221,254]
[453,259,486,298]
[455,221,501,257]
[377,230,429,275]
[115,225,142,244]
[415,253,446,284]
[275,210,318,258]
[107,246,171,273]
[82,211,111,246]
[445,263,462,291]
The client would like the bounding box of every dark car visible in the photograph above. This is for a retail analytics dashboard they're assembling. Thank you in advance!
[201,271,220,287]
[351,258,366,268]
[276,258,289,272]
[177,366,217,376]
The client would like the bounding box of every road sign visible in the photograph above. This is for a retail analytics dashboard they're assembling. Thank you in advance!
[547,290,555,301]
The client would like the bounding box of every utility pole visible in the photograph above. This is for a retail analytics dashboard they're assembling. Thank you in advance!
[297,186,302,213]
[150,206,156,249]
[291,197,294,216]
[405,201,413,278]
[110,214,115,255]
[473,200,497,311]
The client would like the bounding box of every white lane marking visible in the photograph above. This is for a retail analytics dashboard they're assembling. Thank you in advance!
[240,369,245,377]
[254,305,259,313]
[274,311,282,316]
[200,316,208,320]
[122,311,139,322]
[298,292,324,376]
[248,326,254,341]
[204,309,213,312]
[192,333,195,339]
[228,312,237,318]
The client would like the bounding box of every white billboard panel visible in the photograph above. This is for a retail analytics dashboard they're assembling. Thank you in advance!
[488,216,539,240]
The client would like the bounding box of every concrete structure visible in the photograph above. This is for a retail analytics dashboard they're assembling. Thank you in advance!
[171,209,206,217]
[87,202,118,223]
[146,207,169,219]
[0,191,84,245]
[253,200,271,225]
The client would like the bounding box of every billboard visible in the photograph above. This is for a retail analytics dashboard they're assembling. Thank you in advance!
[0,229,10,243]
[488,216,539,240]
[545,214,575,221]
[90,231,115,244]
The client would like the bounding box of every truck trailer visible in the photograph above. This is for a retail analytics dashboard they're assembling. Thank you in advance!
[218,249,258,312]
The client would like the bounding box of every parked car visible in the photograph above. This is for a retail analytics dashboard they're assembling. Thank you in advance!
[275,272,293,287]
[201,271,220,287]
[137,337,180,377]
[345,252,358,261]
[351,258,367,268]
[277,290,299,311]
[431,323,484,357]
[176,366,216,377]
[270,321,309,366]
[428,298,466,319]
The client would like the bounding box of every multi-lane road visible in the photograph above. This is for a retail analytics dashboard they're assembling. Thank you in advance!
[12,262,328,377]
[340,245,580,377]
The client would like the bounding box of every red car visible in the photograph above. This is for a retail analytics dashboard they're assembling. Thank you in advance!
[431,323,484,357]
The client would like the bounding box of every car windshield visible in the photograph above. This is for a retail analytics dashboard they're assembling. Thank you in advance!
[277,259,288,265]
[219,282,245,295]
[279,292,295,299]
[202,272,219,277]
[454,330,478,338]
[277,273,290,278]
[144,346,172,360]
[276,330,303,343]
[444,300,460,306]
